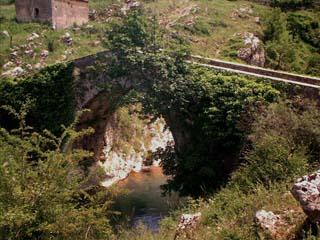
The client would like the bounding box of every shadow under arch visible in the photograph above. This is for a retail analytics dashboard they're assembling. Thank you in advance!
[72,51,190,165]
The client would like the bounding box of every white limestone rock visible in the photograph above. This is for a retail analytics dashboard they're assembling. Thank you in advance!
[2,30,10,38]
[291,170,320,223]
[174,213,201,239]
[2,61,14,70]
[27,32,40,41]
[99,118,173,187]
[25,49,34,57]
[41,50,49,59]
[62,32,73,46]
[255,210,285,238]
[238,32,265,67]
[2,66,25,77]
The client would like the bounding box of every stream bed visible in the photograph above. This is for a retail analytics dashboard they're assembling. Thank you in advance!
[113,167,179,232]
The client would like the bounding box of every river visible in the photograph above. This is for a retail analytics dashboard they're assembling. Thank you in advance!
[113,167,179,232]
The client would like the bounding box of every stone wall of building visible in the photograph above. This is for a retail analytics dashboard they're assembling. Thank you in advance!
[15,0,52,23]
[52,0,89,29]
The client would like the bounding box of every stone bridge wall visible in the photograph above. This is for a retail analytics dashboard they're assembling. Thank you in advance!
[71,51,319,160]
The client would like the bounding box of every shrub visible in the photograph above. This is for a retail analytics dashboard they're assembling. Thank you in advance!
[271,0,314,10]
[0,63,75,134]
[232,101,320,191]
[46,36,57,52]
[0,106,115,240]
[287,13,320,48]
[232,134,308,191]
[306,54,320,76]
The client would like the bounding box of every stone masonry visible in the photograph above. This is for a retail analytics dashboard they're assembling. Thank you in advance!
[15,0,89,29]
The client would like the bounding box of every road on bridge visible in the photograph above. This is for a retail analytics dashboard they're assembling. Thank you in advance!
[190,55,320,89]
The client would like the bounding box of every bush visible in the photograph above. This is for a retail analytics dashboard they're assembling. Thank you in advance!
[46,36,57,52]
[0,63,75,134]
[232,101,320,191]
[287,13,320,48]
[306,54,320,76]
[232,134,308,191]
[271,0,314,9]
[0,106,115,240]
[150,66,279,197]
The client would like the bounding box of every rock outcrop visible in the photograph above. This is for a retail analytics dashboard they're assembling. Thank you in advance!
[174,212,201,240]
[99,114,173,187]
[255,210,287,239]
[291,170,320,223]
[238,32,265,67]
[62,32,73,46]
[2,66,25,77]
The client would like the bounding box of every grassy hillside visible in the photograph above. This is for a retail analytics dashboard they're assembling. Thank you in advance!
[1,0,319,75]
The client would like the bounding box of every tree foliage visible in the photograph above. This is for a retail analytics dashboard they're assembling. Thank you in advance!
[232,101,320,192]
[263,9,299,71]
[271,0,314,10]
[0,104,115,240]
[287,12,320,49]
[262,8,320,75]
[0,63,75,134]
[105,8,279,196]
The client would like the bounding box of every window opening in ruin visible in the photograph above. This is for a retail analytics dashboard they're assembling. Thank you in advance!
[34,8,39,18]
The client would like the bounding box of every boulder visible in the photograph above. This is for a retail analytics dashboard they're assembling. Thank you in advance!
[231,7,253,19]
[2,61,14,70]
[238,32,265,67]
[1,30,10,38]
[11,67,25,76]
[34,63,42,70]
[62,32,73,46]
[255,210,287,238]
[25,49,34,57]
[121,0,141,15]
[291,170,320,223]
[174,212,201,240]
[89,9,97,20]
[10,51,18,60]
[26,64,33,71]
[2,67,25,77]
[27,32,40,41]
[40,50,49,59]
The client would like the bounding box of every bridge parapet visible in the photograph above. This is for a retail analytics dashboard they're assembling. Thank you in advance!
[190,55,320,89]
[71,50,320,90]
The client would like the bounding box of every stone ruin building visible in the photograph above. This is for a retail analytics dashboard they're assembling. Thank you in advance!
[15,0,89,30]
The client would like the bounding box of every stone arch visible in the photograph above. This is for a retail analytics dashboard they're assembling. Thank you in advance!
[72,53,188,164]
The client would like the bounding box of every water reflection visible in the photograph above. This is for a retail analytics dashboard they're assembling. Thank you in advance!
[113,167,179,232]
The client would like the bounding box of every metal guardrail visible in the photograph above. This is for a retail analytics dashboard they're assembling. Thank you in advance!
[190,55,320,89]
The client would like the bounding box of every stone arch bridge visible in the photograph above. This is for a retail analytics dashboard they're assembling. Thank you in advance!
[72,51,320,159]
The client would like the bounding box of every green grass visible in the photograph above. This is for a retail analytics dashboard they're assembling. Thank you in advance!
[0,3,107,73]
[1,0,319,75]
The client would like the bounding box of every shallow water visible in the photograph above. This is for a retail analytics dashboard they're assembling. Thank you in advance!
[113,167,179,232]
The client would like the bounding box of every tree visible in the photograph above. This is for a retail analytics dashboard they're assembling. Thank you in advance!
[263,9,299,71]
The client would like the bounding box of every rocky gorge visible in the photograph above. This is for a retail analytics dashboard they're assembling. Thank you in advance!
[97,107,173,187]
